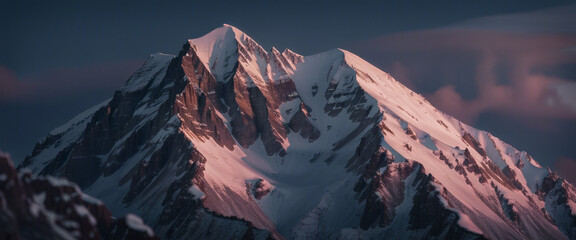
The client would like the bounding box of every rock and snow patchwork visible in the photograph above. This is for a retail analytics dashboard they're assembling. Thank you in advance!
[0,152,157,239]
[20,24,576,240]
[125,213,155,236]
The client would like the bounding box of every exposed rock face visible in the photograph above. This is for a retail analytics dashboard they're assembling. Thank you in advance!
[462,131,487,158]
[0,152,157,240]
[178,43,237,150]
[19,25,576,240]
[288,103,320,142]
[247,178,272,200]
[537,173,576,239]
[109,214,159,240]
[408,172,486,240]
[355,156,413,229]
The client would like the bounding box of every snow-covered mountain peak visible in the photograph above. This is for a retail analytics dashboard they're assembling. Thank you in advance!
[281,48,304,65]
[19,25,576,240]
[186,24,273,85]
[188,24,265,58]
[187,25,238,78]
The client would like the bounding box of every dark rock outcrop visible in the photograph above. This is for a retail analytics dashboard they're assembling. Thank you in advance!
[288,103,320,142]
[0,152,157,240]
[356,159,416,229]
[408,170,486,240]
[537,173,576,239]
[462,132,487,158]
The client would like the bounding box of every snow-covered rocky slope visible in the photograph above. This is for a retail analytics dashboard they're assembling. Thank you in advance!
[20,25,576,240]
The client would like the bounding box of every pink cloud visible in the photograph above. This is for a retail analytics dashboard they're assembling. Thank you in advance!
[0,65,29,102]
[426,85,478,123]
[351,28,576,127]
[0,59,144,104]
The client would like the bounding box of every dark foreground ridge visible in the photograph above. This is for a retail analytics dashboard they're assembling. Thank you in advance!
[0,152,159,240]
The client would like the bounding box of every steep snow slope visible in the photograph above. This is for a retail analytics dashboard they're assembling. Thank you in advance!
[20,25,576,240]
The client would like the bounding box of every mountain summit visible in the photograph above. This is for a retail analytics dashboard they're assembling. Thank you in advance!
[20,25,576,239]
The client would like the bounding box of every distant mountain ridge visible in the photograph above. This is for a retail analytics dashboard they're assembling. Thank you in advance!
[19,25,576,239]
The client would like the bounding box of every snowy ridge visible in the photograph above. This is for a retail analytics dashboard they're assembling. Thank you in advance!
[124,53,174,92]
[20,25,576,240]
[20,98,111,173]
[49,98,112,136]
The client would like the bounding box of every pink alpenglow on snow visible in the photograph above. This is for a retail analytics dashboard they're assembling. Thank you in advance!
[19,25,576,240]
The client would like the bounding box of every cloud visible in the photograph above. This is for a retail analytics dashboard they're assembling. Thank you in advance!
[551,82,576,112]
[554,156,576,186]
[0,65,28,102]
[345,5,576,168]
[0,59,144,104]
[349,6,576,126]
[451,4,576,34]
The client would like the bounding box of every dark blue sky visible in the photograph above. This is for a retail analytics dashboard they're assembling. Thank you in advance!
[1,1,575,181]
[3,1,572,74]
